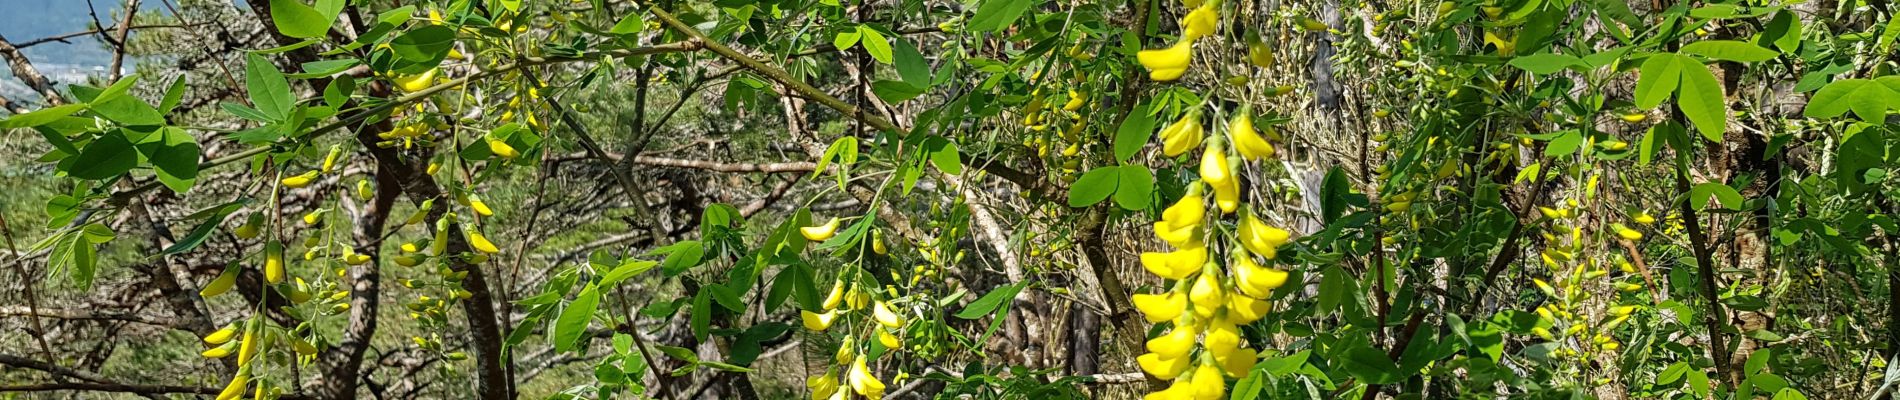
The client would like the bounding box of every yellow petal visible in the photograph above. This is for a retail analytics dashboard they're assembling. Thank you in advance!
[1133,292,1188,323]
[801,310,838,331]
[1216,347,1258,378]
[873,301,907,328]
[1198,143,1231,185]
[1202,318,1241,356]
[1182,6,1220,40]
[1189,364,1226,400]
[1137,39,1195,74]
[801,218,841,241]
[1145,323,1200,359]
[1188,273,1226,317]
[1225,294,1271,324]
[1138,352,1194,379]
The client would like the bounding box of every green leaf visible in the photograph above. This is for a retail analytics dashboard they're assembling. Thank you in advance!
[2,104,89,129]
[1114,102,1156,162]
[389,25,457,63]
[1689,182,1743,211]
[1067,167,1119,207]
[1634,54,1680,109]
[832,28,861,52]
[90,95,165,126]
[68,233,97,288]
[1507,52,1586,74]
[324,76,355,109]
[1772,388,1809,400]
[160,200,246,256]
[1114,166,1154,210]
[1681,40,1778,62]
[651,240,706,276]
[610,12,645,35]
[268,0,332,39]
[136,127,201,192]
[554,284,600,353]
[968,0,1040,33]
[690,291,712,342]
[159,75,187,114]
[244,54,294,120]
[1761,12,1802,53]
[893,39,930,86]
[600,260,658,289]
[69,130,139,180]
[956,282,1025,319]
[1340,339,1405,384]
[1674,56,1727,142]
[925,136,962,174]
[870,80,926,103]
[859,27,892,64]
[1804,79,1891,122]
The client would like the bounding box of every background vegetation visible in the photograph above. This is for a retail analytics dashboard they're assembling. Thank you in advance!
[0,0,1895,399]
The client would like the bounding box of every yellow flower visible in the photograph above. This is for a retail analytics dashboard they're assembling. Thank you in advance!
[1138,352,1194,380]
[1198,142,1232,186]
[801,310,839,331]
[1215,347,1258,378]
[1143,379,1195,400]
[1188,272,1226,318]
[876,327,902,349]
[873,301,907,328]
[1237,211,1291,258]
[281,171,320,188]
[1182,6,1219,41]
[1202,317,1241,356]
[1229,111,1275,160]
[1140,246,1208,280]
[808,370,841,400]
[1232,253,1288,297]
[847,355,887,398]
[394,68,439,92]
[822,280,846,310]
[801,218,841,241]
[1225,294,1271,324]
[1137,39,1195,82]
[1133,292,1188,323]
[1145,322,1200,359]
[1158,110,1205,157]
[1211,176,1240,214]
[1189,363,1226,400]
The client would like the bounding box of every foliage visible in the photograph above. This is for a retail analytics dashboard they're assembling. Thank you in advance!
[2,0,1899,399]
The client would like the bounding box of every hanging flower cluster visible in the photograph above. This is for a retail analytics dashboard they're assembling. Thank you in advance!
[1132,107,1294,399]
